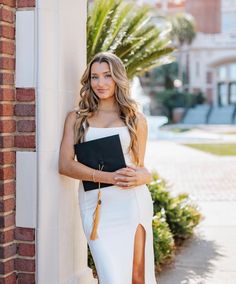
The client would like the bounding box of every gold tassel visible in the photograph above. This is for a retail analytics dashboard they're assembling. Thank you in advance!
[90,164,104,240]
[90,190,102,240]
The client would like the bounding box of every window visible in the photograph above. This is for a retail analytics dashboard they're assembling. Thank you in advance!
[218,83,228,106]
[221,12,236,33]
[230,83,236,104]
[218,66,227,80]
[217,63,236,106]
[196,61,200,77]
[229,64,236,80]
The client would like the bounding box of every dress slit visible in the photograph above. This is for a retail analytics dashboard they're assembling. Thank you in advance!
[132,223,146,284]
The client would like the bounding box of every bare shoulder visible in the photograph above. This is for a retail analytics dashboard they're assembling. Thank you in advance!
[136,112,147,129]
[64,109,79,127]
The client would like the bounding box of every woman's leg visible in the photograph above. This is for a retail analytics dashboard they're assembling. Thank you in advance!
[132,224,146,284]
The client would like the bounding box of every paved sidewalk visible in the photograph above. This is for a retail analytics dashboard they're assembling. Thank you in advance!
[145,141,236,284]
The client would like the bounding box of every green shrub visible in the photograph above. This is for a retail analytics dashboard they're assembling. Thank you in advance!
[166,194,202,240]
[88,246,98,278]
[148,173,170,213]
[152,212,175,270]
[148,172,202,240]
[155,89,205,121]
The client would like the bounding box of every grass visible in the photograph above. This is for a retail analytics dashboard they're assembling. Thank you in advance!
[183,143,236,156]
[165,128,191,133]
[222,132,236,135]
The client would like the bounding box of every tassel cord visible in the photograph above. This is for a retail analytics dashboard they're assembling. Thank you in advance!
[90,164,104,240]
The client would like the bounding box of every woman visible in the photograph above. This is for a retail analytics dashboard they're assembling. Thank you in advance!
[59,52,157,284]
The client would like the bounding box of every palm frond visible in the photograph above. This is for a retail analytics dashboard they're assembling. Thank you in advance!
[87,0,174,78]
[127,49,175,78]
[101,2,134,51]
[87,0,117,60]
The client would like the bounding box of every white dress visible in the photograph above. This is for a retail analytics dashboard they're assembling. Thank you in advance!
[78,126,157,284]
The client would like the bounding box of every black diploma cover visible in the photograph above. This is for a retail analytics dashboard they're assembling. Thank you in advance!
[74,134,126,191]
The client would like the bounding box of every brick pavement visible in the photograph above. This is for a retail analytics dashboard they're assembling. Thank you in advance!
[146,140,236,284]
[146,141,236,201]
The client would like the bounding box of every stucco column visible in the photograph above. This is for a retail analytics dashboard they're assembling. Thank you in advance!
[36,0,97,283]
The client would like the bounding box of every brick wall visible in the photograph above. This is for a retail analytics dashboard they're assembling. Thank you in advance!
[15,88,35,150]
[0,0,36,283]
[14,228,35,283]
[186,0,221,34]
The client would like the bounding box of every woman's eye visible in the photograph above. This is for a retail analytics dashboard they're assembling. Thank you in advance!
[91,76,98,80]
[105,74,111,78]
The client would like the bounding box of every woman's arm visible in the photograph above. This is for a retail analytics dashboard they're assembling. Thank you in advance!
[114,112,152,189]
[58,111,115,184]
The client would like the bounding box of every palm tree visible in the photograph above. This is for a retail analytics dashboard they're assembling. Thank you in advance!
[87,0,174,79]
[168,13,196,88]
[153,62,178,89]
[169,13,196,46]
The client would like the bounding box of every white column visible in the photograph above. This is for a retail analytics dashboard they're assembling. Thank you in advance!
[36,0,97,283]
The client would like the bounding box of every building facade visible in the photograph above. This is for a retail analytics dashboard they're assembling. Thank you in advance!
[185,0,236,106]
[182,0,236,107]
[141,0,236,108]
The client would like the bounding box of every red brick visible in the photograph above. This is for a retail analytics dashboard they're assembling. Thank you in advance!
[0,272,16,283]
[17,0,35,8]
[14,135,35,148]
[0,57,15,70]
[0,104,14,116]
[17,120,35,132]
[0,213,15,228]
[0,25,15,39]
[15,228,35,241]
[16,89,35,102]
[0,198,15,212]
[0,88,15,101]
[14,104,35,116]
[0,120,16,133]
[0,259,14,274]
[0,7,15,23]
[186,0,221,34]
[0,229,14,243]
[0,152,15,165]
[15,258,35,272]
[17,273,35,284]
[0,136,14,148]
[0,0,16,8]
[17,243,35,257]
[0,181,15,196]
[0,73,14,85]
[0,166,15,180]
[0,41,15,56]
[0,243,16,258]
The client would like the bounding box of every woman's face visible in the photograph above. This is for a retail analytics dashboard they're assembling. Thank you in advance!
[90,62,116,100]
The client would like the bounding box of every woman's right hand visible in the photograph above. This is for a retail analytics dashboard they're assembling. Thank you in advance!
[112,166,152,189]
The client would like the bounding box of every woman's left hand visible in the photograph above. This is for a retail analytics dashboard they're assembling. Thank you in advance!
[114,165,152,189]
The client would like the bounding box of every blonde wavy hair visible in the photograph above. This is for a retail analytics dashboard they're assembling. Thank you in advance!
[74,52,140,165]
